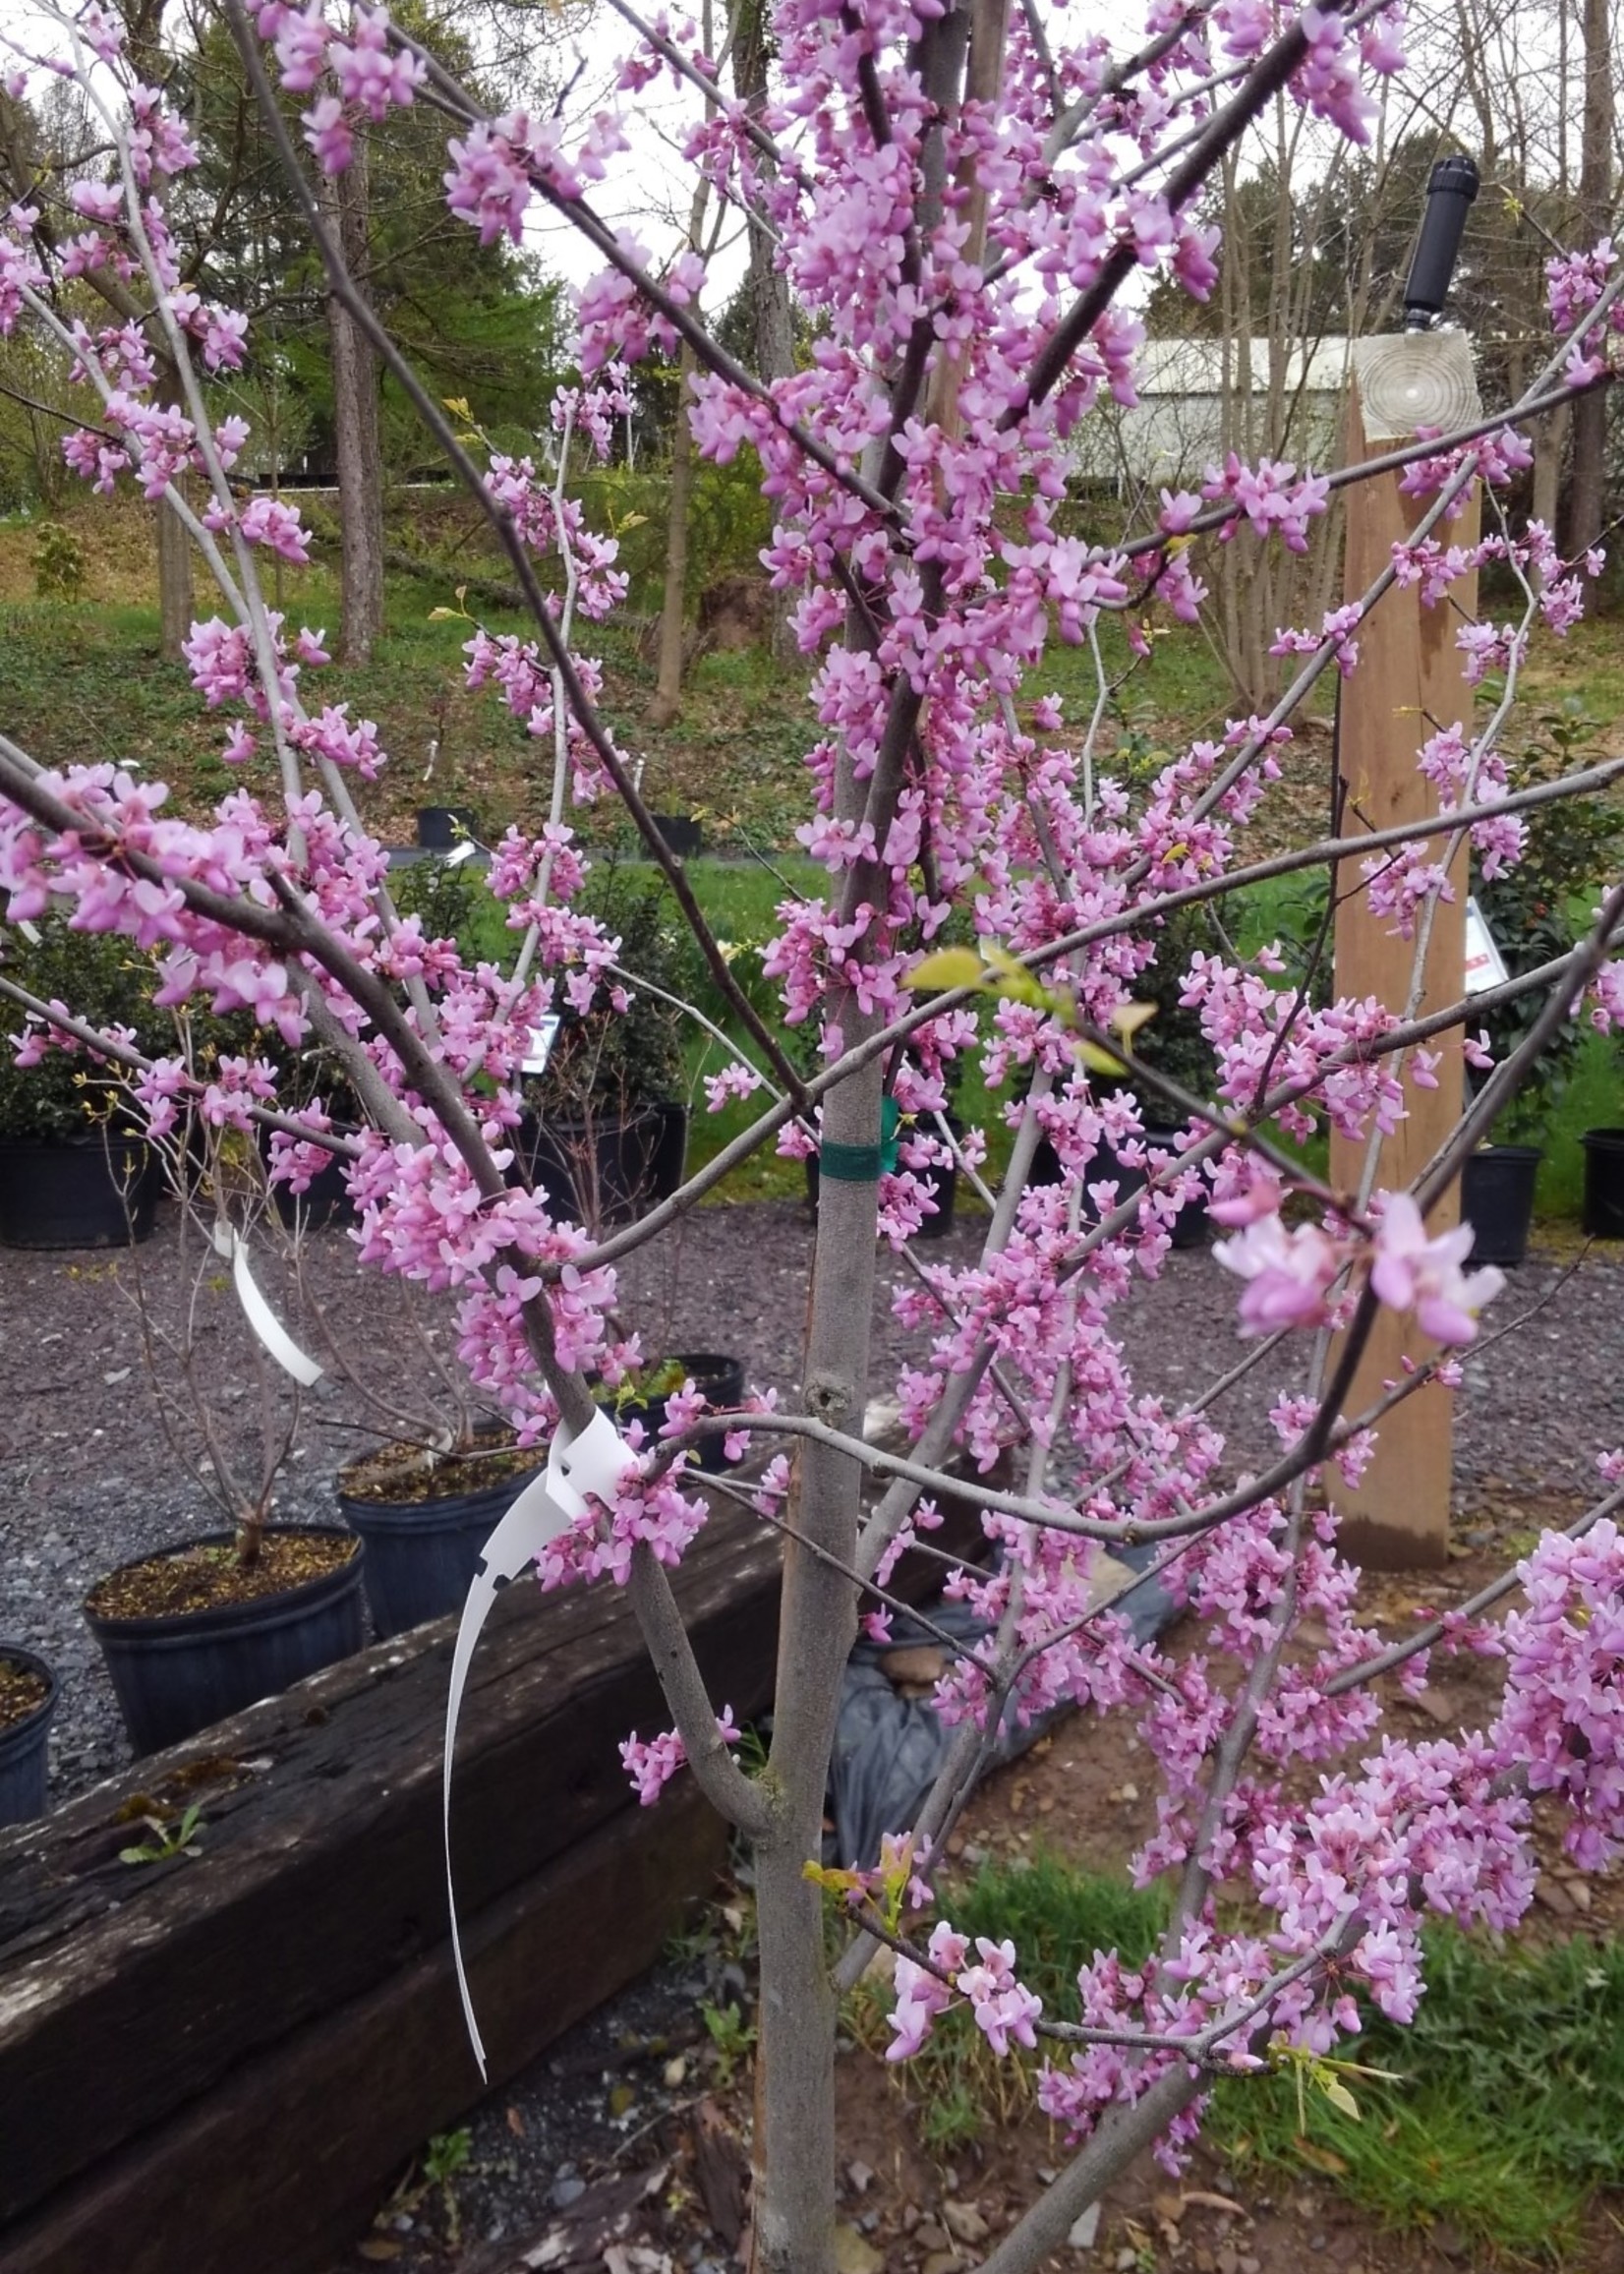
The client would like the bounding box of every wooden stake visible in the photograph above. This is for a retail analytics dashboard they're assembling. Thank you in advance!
[1327,331,1479,1570]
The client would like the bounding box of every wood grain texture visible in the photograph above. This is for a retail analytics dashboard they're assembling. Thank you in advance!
[0,1782,725,2274]
[1328,336,1480,1567]
[1349,331,1479,442]
[0,1469,986,2255]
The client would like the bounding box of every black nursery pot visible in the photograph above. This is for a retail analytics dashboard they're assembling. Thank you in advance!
[0,1647,58,1827]
[83,1528,366,1756]
[605,1353,746,1474]
[271,1149,356,1233]
[1580,1128,1624,1240]
[1461,1144,1541,1268]
[336,1451,545,1640]
[653,813,704,859]
[415,805,481,850]
[514,1104,686,1228]
[0,1134,163,1250]
[1026,1129,1208,1249]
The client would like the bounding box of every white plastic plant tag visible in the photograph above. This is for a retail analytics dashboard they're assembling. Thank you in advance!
[443,1405,635,2073]
[1464,896,1510,996]
[444,839,479,867]
[521,1016,559,1076]
[209,1223,323,1388]
[14,917,41,945]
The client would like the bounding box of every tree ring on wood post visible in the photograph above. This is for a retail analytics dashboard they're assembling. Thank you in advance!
[1352,331,1480,444]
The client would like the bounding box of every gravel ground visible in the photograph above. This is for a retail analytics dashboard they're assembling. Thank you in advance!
[2,1195,1621,1802]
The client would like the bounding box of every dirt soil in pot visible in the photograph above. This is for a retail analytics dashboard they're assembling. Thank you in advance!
[339,1438,543,1505]
[0,1657,50,1729]
[85,1529,361,1621]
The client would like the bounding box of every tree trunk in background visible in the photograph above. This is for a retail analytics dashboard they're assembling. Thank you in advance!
[326,117,385,665]
[1532,400,1571,582]
[733,0,797,665]
[154,360,195,660]
[650,341,697,728]
[1566,0,1611,596]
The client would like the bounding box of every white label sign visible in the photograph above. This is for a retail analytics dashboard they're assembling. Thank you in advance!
[521,1017,560,1076]
[1464,895,1509,996]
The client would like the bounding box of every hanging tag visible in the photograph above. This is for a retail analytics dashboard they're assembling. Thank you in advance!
[442,1405,635,2074]
[209,1223,323,1387]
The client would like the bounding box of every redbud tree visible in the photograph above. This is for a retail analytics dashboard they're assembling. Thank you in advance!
[3,1,1624,2267]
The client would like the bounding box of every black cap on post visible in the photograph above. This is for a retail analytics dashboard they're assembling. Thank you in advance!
[1403,154,1479,330]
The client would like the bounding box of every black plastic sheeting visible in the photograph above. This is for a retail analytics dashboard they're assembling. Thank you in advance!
[826,1550,1177,1869]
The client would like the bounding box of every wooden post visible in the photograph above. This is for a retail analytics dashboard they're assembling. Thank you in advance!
[1327,331,1479,1570]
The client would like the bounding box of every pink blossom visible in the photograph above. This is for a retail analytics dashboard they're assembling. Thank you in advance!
[1213,1213,1345,1334]
[1369,1191,1504,1346]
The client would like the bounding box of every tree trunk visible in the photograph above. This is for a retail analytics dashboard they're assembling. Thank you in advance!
[1566,0,1611,593]
[748,1027,882,2274]
[1532,399,1571,581]
[326,118,385,666]
[154,359,195,663]
[650,342,697,728]
[732,0,798,666]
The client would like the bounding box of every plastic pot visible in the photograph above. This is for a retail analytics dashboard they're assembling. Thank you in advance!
[602,1353,746,1474]
[336,1448,545,1640]
[1025,1129,1208,1249]
[0,1135,163,1250]
[0,1646,58,1827]
[271,1149,355,1232]
[415,805,480,850]
[84,1528,366,1756]
[653,814,704,859]
[1580,1128,1624,1240]
[513,1105,685,1228]
[1461,1144,1541,1267]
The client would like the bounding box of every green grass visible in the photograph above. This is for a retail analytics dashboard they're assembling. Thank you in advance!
[849,1852,1624,2260]
[1208,1927,1624,2259]
[845,1856,1171,2155]
[4,518,1618,1218]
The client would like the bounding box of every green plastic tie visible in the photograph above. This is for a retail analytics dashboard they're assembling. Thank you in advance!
[818,1095,900,1182]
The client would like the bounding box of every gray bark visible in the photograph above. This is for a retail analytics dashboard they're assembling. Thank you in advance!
[650,341,697,729]
[154,360,195,661]
[732,0,797,664]
[326,117,385,666]
[1566,0,1611,590]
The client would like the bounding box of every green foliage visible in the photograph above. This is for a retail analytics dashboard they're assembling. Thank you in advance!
[701,1999,758,2085]
[0,910,174,1140]
[1473,700,1624,1143]
[1209,1927,1624,2256]
[118,1801,205,1865]
[845,1855,1168,2156]
[30,518,86,600]
[856,1850,1624,2256]
[525,864,699,1118]
[177,1,564,484]
[389,852,510,964]
[420,2128,472,2187]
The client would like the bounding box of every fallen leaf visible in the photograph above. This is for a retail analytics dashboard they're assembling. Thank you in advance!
[1293,2138,1350,2177]
[507,2106,526,2137]
[1180,2190,1247,2217]
[357,2244,403,2263]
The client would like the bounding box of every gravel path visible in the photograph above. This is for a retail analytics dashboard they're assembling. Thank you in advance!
[2,1195,1621,1802]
